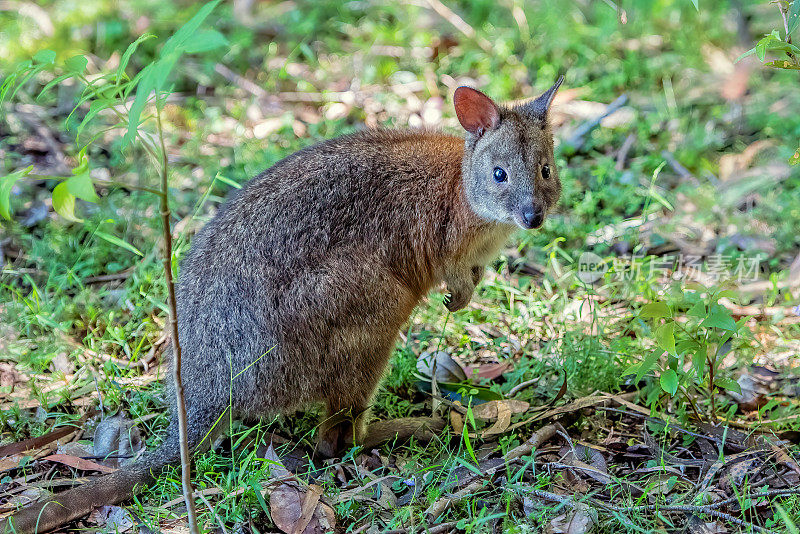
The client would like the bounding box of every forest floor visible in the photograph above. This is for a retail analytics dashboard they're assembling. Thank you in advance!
[1,1,799,532]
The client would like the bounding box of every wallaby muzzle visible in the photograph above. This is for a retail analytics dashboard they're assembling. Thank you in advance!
[518,204,545,229]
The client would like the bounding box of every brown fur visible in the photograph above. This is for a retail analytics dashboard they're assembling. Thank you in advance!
[1,80,563,533]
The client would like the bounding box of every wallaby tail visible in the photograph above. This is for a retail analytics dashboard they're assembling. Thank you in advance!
[0,447,176,534]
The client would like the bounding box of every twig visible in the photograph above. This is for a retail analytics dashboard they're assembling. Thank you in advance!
[776,1,795,61]
[734,278,800,296]
[92,178,164,198]
[608,504,775,533]
[545,462,613,482]
[361,417,445,449]
[214,63,269,100]
[643,428,706,468]
[424,425,558,520]
[743,413,800,425]
[615,133,636,171]
[162,487,228,509]
[698,488,800,510]
[97,352,149,369]
[508,378,538,397]
[661,150,700,185]
[505,424,559,462]
[598,407,718,443]
[83,270,134,284]
[382,521,459,534]
[60,334,149,369]
[421,0,492,52]
[348,524,370,534]
[156,105,200,534]
[518,486,780,534]
[197,492,229,534]
[563,94,628,151]
[425,477,492,523]
[521,487,576,506]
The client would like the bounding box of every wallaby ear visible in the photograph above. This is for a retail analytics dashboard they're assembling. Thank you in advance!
[454,86,501,136]
[516,75,564,120]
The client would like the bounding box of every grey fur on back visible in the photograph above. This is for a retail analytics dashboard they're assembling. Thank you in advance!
[175,130,475,441]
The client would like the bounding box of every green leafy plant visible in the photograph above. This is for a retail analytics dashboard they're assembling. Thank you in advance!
[0,2,227,532]
[738,0,800,164]
[624,284,750,421]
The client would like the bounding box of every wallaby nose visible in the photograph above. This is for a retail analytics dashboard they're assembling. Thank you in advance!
[520,206,544,229]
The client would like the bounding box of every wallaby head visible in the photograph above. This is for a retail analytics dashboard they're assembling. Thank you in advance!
[454,76,563,230]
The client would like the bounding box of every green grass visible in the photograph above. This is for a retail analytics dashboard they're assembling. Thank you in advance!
[1,0,800,531]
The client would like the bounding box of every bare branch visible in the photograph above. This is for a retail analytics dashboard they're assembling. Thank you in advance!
[156,103,200,534]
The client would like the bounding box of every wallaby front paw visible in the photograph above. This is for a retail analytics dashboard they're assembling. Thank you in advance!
[444,291,471,312]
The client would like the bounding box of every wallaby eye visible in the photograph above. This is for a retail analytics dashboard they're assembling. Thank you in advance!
[493,167,507,183]
[542,164,551,180]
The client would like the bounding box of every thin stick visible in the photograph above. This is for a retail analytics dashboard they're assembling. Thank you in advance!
[598,407,718,442]
[197,492,228,534]
[698,488,800,510]
[615,133,636,171]
[519,487,781,534]
[660,150,700,185]
[508,378,538,397]
[422,0,492,52]
[157,104,200,534]
[612,505,774,534]
[563,94,628,150]
[382,521,459,534]
[424,425,558,520]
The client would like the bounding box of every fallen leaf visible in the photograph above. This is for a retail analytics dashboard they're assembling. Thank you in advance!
[481,401,512,437]
[333,476,397,504]
[375,481,398,510]
[727,234,777,256]
[293,484,322,534]
[43,454,117,474]
[545,503,597,534]
[0,487,49,512]
[727,365,785,412]
[450,407,464,436]
[463,361,512,381]
[506,394,618,433]
[559,445,611,485]
[270,484,335,534]
[57,441,93,458]
[88,505,135,532]
[0,455,24,474]
[463,323,494,343]
[719,140,774,181]
[471,399,529,421]
[0,362,27,390]
[687,514,728,534]
[0,318,20,355]
[697,450,765,491]
[721,455,761,491]
[0,426,75,457]
[770,443,800,477]
[50,352,73,375]
[265,445,336,534]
